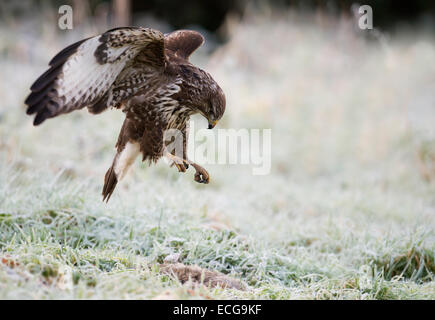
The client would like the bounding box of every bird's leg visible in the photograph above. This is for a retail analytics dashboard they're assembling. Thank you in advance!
[165,152,210,184]
[166,152,187,173]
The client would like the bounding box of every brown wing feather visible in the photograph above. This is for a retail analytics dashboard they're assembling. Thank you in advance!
[164,30,204,60]
[25,27,165,125]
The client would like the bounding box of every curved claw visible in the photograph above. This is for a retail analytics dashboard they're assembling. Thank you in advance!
[165,152,208,183]
[174,162,186,173]
[192,164,210,184]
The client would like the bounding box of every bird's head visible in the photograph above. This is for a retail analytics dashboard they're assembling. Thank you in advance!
[199,84,226,129]
[180,64,226,128]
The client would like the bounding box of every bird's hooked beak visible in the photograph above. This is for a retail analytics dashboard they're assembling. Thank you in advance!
[208,120,218,129]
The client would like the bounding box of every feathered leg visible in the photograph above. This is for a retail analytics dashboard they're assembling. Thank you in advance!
[102,118,143,202]
[102,141,141,202]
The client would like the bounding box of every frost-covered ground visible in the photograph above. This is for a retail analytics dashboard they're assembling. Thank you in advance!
[0,10,435,299]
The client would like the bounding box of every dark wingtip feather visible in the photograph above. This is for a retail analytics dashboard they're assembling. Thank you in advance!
[33,110,50,126]
[26,38,87,124]
[26,96,50,115]
[25,88,52,108]
[48,38,88,67]
[25,58,63,121]
[29,64,63,92]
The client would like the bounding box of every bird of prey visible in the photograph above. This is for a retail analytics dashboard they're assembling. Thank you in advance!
[25,27,226,202]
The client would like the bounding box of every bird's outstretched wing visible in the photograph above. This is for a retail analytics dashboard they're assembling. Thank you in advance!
[25,27,165,125]
[164,30,204,60]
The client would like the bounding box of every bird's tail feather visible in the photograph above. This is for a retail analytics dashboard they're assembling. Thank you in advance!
[102,162,118,202]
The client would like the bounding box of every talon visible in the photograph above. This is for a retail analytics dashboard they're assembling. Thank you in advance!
[192,164,209,184]
[194,172,202,183]
[175,162,186,173]
[165,153,209,183]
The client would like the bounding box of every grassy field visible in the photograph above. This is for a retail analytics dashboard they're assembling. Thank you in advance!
[0,10,435,299]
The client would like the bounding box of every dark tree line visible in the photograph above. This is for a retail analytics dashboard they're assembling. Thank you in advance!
[3,0,435,33]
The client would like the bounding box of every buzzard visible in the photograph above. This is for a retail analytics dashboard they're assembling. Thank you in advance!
[25,27,226,202]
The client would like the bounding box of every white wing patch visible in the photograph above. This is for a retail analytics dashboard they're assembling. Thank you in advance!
[58,37,130,107]
[25,27,165,125]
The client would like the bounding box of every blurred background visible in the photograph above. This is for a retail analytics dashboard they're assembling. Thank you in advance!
[1,0,434,186]
[1,0,435,209]
[0,0,435,299]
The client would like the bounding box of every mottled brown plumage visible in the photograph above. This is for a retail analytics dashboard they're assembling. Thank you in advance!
[25,27,226,202]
